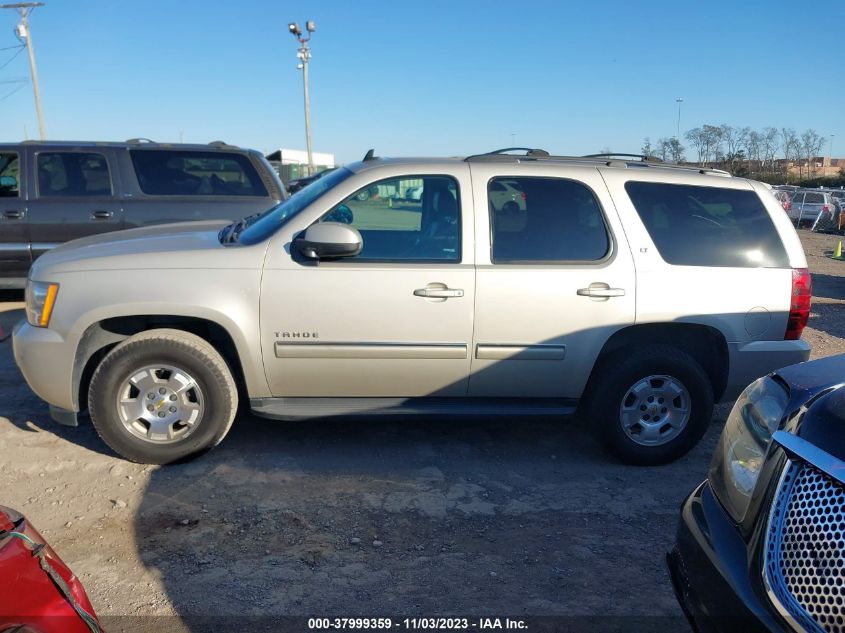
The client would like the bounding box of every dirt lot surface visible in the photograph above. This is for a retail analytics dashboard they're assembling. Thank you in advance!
[1,230,843,632]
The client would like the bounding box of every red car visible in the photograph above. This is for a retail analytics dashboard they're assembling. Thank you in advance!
[0,506,102,633]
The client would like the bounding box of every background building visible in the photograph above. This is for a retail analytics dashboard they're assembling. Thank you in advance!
[265,148,335,185]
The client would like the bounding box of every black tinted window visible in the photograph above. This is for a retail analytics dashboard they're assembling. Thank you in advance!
[130,150,267,197]
[804,192,824,204]
[0,152,19,198]
[37,152,112,197]
[489,177,609,263]
[625,182,789,268]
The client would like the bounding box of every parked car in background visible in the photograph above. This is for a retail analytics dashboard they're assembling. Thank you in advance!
[1,505,103,632]
[0,139,286,288]
[771,189,792,213]
[669,354,845,633]
[13,148,811,465]
[489,178,526,213]
[789,190,838,227]
[285,167,336,195]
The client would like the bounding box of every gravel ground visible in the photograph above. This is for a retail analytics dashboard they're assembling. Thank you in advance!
[1,230,843,632]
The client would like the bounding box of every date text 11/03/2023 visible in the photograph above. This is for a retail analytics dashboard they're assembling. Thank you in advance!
[307,618,528,630]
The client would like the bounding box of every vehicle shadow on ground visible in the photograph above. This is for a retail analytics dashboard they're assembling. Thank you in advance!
[126,407,724,631]
[808,303,845,340]
[811,273,845,302]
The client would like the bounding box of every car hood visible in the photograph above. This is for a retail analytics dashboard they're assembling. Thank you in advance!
[30,220,265,277]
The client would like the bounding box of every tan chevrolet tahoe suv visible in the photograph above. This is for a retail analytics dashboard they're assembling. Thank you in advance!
[12,149,812,465]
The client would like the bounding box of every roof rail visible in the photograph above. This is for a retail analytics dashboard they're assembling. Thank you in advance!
[583,153,663,162]
[465,147,550,161]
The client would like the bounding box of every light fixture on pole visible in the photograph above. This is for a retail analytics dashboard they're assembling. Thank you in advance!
[1,2,45,140]
[675,97,683,139]
[288,20,316,176]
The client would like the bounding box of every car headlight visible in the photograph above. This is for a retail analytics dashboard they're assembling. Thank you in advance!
[708,375,789,523]
[25,280,60,328]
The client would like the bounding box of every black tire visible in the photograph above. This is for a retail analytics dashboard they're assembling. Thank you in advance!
[503,200,520,214]
[88,328,238,464]
[584,344,714,465]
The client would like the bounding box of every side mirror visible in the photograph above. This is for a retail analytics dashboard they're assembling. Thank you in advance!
[297,222,362,260]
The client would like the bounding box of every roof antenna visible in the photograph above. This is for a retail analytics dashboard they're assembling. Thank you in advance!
[363,148,376,161]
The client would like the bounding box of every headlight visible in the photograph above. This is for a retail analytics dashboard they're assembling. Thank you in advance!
[25,280,60,328]
[708,376,789,522]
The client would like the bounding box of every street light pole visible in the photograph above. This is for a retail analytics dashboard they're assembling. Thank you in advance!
[1,2,45,140]
[288,20,316,177]
[675,97,683,139]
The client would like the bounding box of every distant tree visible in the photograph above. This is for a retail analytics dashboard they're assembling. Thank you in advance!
[762,127,779,170]
[800,129,825,177]
[780,128,800,179]
[658,137,685,163]
[641,138,657,158]
[654,137,670,161]
[744,130,762,167]
[686,127,706,165]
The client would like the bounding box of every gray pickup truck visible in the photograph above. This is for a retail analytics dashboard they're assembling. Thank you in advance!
[0,139,286,287]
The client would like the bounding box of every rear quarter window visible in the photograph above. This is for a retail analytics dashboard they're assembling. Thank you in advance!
[130,150,268,197]
[625,182,789,268]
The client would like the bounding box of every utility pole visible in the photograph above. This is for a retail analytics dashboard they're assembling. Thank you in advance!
[288,20,316,176]
[2,2,46,140]
[675,97,683,139]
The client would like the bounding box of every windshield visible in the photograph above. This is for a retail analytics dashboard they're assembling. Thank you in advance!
[238,167,354,245]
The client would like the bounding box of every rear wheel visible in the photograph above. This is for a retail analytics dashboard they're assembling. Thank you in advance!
[585,344,714,465]
[88,328,238,464]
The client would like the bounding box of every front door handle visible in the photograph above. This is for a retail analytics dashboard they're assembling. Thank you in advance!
[90,210,114,220]
[2,210,23,220]
[414,285,464,299]
[577,283,625,299]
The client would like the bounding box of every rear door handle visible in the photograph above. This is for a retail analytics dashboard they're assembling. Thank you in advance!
[2,210,23,220]
[577,284,625,299]
[414,286,464,299]
[90,210,113,220]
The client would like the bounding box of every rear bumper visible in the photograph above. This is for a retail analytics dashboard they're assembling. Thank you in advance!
[668,481,784,632]
[723,339,811,402]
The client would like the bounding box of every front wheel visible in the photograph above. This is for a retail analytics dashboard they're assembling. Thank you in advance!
[88,329,238,464]
[584,344,714,465]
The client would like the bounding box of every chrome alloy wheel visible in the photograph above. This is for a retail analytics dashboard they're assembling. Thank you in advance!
[115,364,204,444]
[619,374,691,446]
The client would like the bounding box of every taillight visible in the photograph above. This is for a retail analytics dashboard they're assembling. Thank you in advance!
[785,268,812,340]
[784,201,792,211]
[823,204,830,213]
[520,192,526,201]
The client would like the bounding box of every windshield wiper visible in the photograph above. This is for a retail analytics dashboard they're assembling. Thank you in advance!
[219,212,261,244]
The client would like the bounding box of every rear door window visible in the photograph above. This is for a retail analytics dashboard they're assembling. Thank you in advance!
[0,152,19,197]
[804,192,824,204]
[130,150,268,197]
[625,182,789,268]
[489,176,609,263]
[37,152,113,197]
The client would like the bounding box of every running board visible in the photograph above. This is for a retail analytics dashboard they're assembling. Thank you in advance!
[249,397,578,421]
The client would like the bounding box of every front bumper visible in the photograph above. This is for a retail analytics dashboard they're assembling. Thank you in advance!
[12,320,77,413]
[724,340,811,402]
[668,481,786,632]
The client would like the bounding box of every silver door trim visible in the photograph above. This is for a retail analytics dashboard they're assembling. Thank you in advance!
[475,344,566,361]
[0,243,30,251]
[275,342,468,360]
[31,242,60,252]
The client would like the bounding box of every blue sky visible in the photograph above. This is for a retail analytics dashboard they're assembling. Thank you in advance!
[1,0,843,163]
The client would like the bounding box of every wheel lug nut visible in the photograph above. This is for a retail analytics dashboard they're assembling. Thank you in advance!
[158,387,166,394]
[640,405,647,411]
[146,405,154,412]
[158,412,166,418]
[169,394,177,401]
[147,393,155,399]
[169,406,177,413]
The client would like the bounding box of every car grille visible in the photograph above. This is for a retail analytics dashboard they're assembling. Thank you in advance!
[766,460,845,633]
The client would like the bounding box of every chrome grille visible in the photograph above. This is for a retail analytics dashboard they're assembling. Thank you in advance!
[766,461,845,633]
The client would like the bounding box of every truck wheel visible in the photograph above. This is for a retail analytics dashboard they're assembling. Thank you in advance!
[584,345,713,465]
[88,328,238,464]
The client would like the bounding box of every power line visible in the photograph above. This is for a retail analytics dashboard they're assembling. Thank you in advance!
[0,44,24,72]
[0,2,46,139]
[0,80,26,102]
